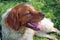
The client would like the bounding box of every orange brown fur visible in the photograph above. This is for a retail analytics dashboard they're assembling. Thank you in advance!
[5,4,44,31]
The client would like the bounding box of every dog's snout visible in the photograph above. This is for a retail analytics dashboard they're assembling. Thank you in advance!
[40,13,44,17]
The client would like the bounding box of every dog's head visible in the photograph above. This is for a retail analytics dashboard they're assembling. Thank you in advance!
[5,4,44,31]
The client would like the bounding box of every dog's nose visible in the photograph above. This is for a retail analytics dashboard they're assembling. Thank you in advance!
[40,13,45,17]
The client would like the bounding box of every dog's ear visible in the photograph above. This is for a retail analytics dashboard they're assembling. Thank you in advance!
[5,5,32,31]
[5,8,22,31]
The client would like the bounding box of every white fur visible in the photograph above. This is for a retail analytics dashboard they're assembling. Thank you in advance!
[39,18,54,32]
[2,8,60,40]
[36,18,60,40]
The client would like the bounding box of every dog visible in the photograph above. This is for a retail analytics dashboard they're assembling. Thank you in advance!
[1,4,44,40]
[2,4,60,40]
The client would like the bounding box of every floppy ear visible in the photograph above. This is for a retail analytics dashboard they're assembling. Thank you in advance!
[5,8,22,31]
[5,7,32,31]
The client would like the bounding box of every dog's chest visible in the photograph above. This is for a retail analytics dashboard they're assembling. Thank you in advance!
[2,26,23,40]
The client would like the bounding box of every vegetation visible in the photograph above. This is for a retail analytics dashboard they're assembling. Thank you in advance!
[0,0,60,40]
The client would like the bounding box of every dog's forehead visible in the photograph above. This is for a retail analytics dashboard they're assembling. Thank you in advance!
[23,4,36,11]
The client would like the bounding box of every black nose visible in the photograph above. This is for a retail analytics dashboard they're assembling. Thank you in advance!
[40,13,45,17]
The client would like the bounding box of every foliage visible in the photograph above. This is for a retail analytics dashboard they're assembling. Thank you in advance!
[0,0,60,40]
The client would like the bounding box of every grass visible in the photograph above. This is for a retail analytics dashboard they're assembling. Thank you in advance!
[0,1,60,40]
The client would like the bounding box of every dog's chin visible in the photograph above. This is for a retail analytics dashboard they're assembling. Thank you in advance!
[26,21,43,31]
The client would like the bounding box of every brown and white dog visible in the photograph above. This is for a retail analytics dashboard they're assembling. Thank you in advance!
[2,4,60,40]
[2,4,44,40]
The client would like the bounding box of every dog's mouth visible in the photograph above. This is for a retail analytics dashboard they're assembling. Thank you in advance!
[26,22,43,31]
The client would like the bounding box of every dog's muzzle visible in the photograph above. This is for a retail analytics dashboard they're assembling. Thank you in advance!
[26,22,43,31]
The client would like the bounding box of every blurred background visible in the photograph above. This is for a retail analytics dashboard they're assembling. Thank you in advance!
[0,0,60,40]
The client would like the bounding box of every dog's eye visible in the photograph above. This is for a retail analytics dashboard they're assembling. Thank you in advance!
[38,12,45,17]
[40,13,44,17]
